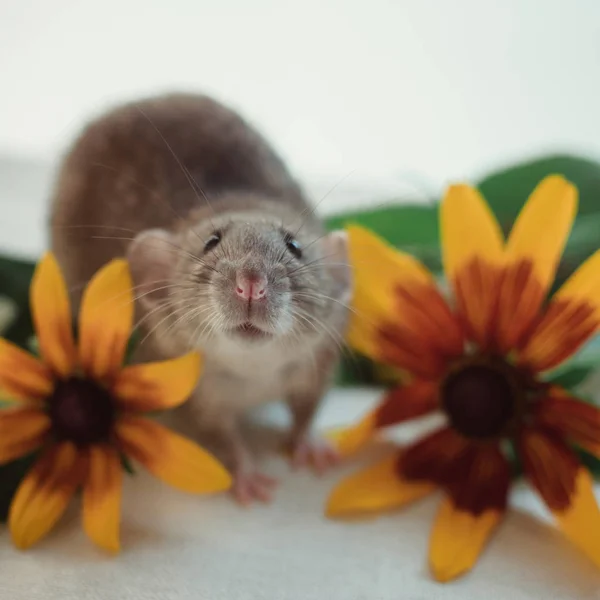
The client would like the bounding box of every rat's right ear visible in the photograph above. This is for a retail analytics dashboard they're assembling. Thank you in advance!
[127,229,178,311]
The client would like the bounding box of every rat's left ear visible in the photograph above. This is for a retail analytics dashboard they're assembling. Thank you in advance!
[322,230,353,302]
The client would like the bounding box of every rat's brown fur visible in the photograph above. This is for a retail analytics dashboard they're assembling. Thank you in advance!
[49,93,352,502]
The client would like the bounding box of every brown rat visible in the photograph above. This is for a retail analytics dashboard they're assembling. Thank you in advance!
[49,93,352,503]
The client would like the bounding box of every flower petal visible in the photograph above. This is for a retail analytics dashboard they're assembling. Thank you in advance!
[429,444,509,582]
[82,445,122,554]
[429,498,503,583]
[115,416,231,494]
[326,453,435,517]
[375,381,439,428]
[79,259,133,382]
[534,394,600,458]
[30,252,77,378]
[0,407,50,464]
[519,426,580,513]
[440,184,504,349]
[400,427,470,485]
[327,382,439,458]
[554,468,600,568]
[113,352,202,413]
[496,176,577,352]
[9,442,82,550]
[521,426,600,567]
[519,250,600,371]
[0,339,53,402]
[327,411,377,457]
[346,226,462,378]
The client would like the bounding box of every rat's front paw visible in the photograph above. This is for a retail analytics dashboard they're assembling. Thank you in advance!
[290,436,340,474]
[232,468,278,506]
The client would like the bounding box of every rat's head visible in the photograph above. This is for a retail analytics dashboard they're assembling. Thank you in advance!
[128,211,352,349]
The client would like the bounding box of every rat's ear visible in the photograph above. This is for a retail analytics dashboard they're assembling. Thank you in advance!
[127,229,178,311]
[322,230,353,302]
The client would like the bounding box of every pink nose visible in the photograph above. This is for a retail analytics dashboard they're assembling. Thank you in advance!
[235,273,267,301]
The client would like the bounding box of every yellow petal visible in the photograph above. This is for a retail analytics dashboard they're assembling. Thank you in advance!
[82,445,122,554]
[441,183,504,279]
[520,250,600,371]
[553,468,600,568]
[327,410,377,458]
[79,259,133,382]
[30,252,77,378]
[326,454,435,517]
[0,338,53,402]
[0,407,50,464]
[9,442,82,550]
[345,224,432,361]
[115,416,231,494]
[429,497,503,583]
[441,184,505,349]
[495,176,578,352]
[113,352,202,413]
[505,175,577,292]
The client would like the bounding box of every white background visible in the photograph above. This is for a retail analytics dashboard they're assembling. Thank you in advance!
[1,0,600,219]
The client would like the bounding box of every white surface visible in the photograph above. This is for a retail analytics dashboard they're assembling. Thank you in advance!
[1,388,600,600]
[2,0,600,197]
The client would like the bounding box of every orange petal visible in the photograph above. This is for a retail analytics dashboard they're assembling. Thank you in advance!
[519,250,600,371]
[0,338,53,402]
[327,410,377,458]
[441,184,505,349]
[326,453,435,517]
[429,444,509,582]
[113,352,202,413]
[9,442,82,550]
[115,416,231,494]
[496,176,577,352]
[82,445,122,554]
[375,381,439,428]
[400,427,470,484]
[534,394,600,458]
[30,252,77,378]
[429,497,503,582]
[553,468,600,568]
[345,225,461,377]
[0,407,50,464]
[519,426,580,512]
[79,259,134,382]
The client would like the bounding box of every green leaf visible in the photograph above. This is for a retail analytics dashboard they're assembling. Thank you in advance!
[577,450,600,478]
[325,203,442,273]
[121,454,136,476]
[0,452,37,522]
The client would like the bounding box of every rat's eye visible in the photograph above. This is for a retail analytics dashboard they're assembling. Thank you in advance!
[284,232,302,259]
[204,231,222,253]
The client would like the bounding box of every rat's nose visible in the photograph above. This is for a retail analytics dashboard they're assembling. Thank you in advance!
[235,272,267,301]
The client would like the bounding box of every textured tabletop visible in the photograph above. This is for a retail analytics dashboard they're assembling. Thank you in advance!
[1,388,599,600]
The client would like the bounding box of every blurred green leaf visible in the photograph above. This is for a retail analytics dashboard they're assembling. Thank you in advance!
[0,452,37,522]
[325,204,442,273]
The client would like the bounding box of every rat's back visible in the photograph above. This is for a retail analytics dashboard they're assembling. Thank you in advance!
[50,93,309,305]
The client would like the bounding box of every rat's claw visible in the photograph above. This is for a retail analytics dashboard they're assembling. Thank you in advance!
[232,470,278,506]
[291,437,340,474]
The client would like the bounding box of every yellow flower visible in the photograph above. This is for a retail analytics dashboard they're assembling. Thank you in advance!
[327,175,600,582]
[0,253,231,553]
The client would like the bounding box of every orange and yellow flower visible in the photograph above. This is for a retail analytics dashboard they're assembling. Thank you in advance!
[0,253,231,553]
[327,175,600,581]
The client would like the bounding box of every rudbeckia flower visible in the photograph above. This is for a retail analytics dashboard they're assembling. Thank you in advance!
[0,253,231,553]
[327,175,600,581]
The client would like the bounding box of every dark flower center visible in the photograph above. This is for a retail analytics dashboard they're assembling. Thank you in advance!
[441,363,518,439]
[48,377,116,446]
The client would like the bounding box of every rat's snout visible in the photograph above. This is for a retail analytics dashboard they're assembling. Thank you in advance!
[235,271,267,301]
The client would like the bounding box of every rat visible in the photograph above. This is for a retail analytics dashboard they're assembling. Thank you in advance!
[49,93,352,504]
